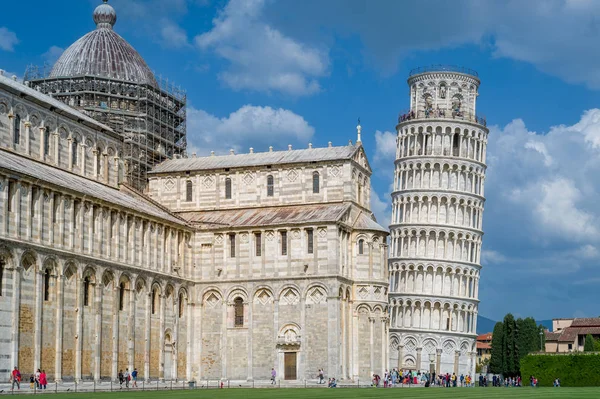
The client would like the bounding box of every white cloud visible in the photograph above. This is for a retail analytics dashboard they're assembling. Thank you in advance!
[0,27,18,52]
[370,190,390,228]
[186,104,314,156]
[195,0,328,96]
[270,0,600,88]
[374,130,396,162]
[481,250,507,264]
[42,46,64,65]
[160,20,190,48]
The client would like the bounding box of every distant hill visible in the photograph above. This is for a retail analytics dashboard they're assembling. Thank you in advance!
[477,315,497,334]
[477,316,554,334]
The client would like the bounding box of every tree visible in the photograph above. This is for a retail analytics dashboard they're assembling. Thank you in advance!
[489,321,504,374]
[594,338,600,352]
[503,313,518,376]
[584,334,595,352]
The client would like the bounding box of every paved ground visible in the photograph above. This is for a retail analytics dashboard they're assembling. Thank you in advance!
[0,384,597,398]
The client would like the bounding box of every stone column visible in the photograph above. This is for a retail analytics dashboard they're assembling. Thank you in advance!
[159,293,165,381]
[186,301,193,382]
[369,316,374,377]
[382,317,388,376]
[93,282,102,381]
[246,296,253,381]
[24,121,31,155]
[10,265,21,369]
[397,345,403,371]
[454,350,460,375]
[144,291,151,381]
[80,142,87,176]
[39,126,46,160]
[173,296,179,382]
[112,286,119,381]
[53,131,59,166]
[435,349,442,375]
[54,274,65,382]
[416,347,422,373]
[15,184,22,239]
[75,276,84,382]
[88,204,94,254]
[128,283,135,371]
[34,269,43,371]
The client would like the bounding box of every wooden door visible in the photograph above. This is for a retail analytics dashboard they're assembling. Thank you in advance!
[284,352,297,380]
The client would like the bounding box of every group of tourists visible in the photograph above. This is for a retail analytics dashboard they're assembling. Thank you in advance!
[9,367,47,391]
[118,368,139,388]
[369,369,478,388]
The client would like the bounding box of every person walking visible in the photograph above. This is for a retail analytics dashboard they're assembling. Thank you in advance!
[132,368,138,387]
[118,370,124,388]
[319,368,324,384]
[124,368,130,388]
[271,368,276,385]
[10,367,21,391]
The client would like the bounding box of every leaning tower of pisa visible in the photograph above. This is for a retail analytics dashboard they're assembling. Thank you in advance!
[388,66,488,377]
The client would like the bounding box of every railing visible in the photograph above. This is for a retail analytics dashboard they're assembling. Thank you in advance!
[409,65,479,78]
[397,109,487,127]
[0,378,432,393]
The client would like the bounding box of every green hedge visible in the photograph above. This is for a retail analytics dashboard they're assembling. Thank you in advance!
[520,353,600,386]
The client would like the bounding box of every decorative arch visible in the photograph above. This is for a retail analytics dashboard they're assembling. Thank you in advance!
[278,285,300,305]
[253,287,274,305]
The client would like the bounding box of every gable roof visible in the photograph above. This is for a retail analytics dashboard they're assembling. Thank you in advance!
[570,318,600,327]
[177,203,351,230]
[0,149,186,226]
[149,144,362,174]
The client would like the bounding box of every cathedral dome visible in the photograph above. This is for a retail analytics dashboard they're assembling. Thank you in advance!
[49,0,157,87]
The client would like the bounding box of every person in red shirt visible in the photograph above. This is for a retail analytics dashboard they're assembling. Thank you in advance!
[10,367,21,390]
[39,370,47,390]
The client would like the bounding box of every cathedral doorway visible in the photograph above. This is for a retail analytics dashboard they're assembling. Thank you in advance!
[284,352,297,380]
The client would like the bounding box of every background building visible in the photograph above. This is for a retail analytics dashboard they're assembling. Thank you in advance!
[545,318,600,353]
[0,0,388,383]
[476,333,492,365]
[387,66,488,376]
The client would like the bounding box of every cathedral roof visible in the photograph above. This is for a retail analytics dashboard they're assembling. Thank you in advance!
[178,203,351,229]
[353,212,388,233]
[0,149,186,226]
[150,144,362,174]
[48,0,157,87]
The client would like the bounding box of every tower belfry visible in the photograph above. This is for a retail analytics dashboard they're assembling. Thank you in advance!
[388,66,488,376]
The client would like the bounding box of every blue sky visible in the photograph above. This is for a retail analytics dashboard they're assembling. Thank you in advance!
[1,0,600,322]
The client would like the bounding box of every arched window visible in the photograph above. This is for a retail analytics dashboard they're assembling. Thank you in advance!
[152,288,158,315]
[0,259,5,296]
[178,293,184,318]
[452,134,459,155]
[358,239,364,255]
[234,297,244,327]
[44,127,51,156]
[72,139,78,166]
[267,175,274,197]
[312,172,320,194]
[225,178,232,199]
[83,277,90,306]
[44,269,51,301]
[186,180,193,202]
[13,114,21,145]
[96,148,102,175]
[119,282,125,311]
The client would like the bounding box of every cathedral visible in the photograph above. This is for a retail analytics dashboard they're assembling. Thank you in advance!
[0,0,389,383]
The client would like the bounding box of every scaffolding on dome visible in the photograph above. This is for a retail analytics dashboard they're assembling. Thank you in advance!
[24,64,187,192]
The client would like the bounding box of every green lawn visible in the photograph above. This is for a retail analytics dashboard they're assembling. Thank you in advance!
[20,387,600,399]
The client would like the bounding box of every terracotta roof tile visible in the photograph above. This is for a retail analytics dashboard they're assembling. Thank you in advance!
[570,318,600,327]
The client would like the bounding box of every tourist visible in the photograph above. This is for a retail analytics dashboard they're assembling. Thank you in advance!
[29,374,35,390]
[132,368,138,387]
[553,378,560,387]
[459,374,464,387]
[35,369,41,389]
[124,368,130,388]
[39,370,47,390]
[118,370,124,388]
[271,368,276,384]
[10,367,21,390]
[318,368,324,384]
